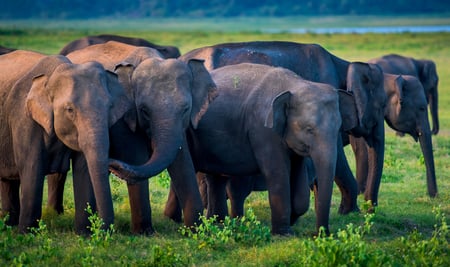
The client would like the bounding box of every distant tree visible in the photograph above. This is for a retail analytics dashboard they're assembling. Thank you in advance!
[0,0,448,19]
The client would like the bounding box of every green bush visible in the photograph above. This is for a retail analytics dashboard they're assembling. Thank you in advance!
[180,208,271,249]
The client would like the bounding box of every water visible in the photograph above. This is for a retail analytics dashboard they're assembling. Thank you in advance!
[265,25,450,34]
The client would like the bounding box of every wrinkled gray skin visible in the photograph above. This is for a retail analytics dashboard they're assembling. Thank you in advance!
[0,50,132,233]
[195,157,316,220]
[369,54,439,135]
[172,41,386,212]
[59,34,181,59]
[47,41,217,234]
[163,63,342,235]
[351,74,438,198]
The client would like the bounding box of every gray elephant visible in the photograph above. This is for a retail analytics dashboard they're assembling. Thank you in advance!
[368,54,439,135]
[140,63,343,235]
[176,41,386,211]
[350,74,438,198]
[0,45,15,55]
[47,41,217,234]
[0,50,132,233]
[59,34,181,59]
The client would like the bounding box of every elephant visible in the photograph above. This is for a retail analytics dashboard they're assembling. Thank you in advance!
[47,41,217,234]
[176,41,387,211]
[142,63,344,235]
[0,45,15,55]
[350,74,438,198]
[368,54,439,135]
[195,157,316,220]
[0,50,132,233]
[59,34,181,59]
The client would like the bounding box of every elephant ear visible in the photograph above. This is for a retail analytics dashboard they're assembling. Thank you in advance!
[26,74,54,136]
[114,62,136,99]
[187,59,218,129]
[105,70,135,128]
[346,62,383,128]
[337,89,358,131]
[394,75,405,104]
[23,55,70,136]
[264,91,291,137]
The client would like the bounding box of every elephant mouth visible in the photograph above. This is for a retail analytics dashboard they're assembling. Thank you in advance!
[292,143,310,156]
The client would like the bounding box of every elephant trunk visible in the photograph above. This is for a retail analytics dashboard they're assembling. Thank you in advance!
[363,121,385,208]
[80,129,114,229]
[418,123,438,197]
[109,121,183,182]
[311,138,337,235]
[429,86,439,135]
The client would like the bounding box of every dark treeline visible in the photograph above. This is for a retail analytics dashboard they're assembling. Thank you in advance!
[2,0,449,19]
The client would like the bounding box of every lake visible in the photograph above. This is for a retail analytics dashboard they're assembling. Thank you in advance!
[266,25,450,34]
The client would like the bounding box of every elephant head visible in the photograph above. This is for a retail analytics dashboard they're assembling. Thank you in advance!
[24,55,133,227]
[346,62,386,140]
[109,58,217,180]
[265,82,341,234]
[383,74,437,197]
[416,59,439,135]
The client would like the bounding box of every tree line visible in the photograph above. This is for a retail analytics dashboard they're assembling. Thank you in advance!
[2,0,449,19]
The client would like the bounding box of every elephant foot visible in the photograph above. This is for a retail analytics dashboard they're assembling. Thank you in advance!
[272,225,294,236]
[132,226,155,236]
[164,208,183,223]
[290,214,300,226]
[338,202,360,215]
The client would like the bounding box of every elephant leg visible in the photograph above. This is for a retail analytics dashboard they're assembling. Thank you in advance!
[127,181,154,235]
[0,178,20,226]
[226,176,253,218]
[349,136,369,194]
[290,156,310,225]
[72,151,96,235]
[197,172,208,209]
[18,171,45,233]
[163,184,183,223]
[47,172,67,214]
[166,139,203,228]
[164,172,208,223]
[205,174,229,220]
[335,138,359,214]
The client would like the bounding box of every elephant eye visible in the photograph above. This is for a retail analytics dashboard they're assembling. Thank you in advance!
[65,105,76,120]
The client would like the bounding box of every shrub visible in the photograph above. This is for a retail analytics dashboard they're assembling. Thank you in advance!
[180,208,271,249]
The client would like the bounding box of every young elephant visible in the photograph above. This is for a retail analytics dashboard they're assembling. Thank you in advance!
[351,74,438,198]
[368,54,439,135]
[0,50,132,233]
[156,63,342,235]
[47,41,217,234]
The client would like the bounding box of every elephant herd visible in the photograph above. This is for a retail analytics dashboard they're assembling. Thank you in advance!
[0,34,439,236]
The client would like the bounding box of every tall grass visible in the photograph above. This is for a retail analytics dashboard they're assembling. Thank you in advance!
[0,18,449,266]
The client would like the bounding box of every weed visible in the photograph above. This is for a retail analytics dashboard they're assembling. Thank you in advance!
[180,208,271,249]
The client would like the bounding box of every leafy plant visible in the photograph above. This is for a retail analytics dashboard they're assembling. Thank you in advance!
[180,208,271,249]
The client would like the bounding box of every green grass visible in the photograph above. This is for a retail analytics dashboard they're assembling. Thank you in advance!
[0,17,449,266]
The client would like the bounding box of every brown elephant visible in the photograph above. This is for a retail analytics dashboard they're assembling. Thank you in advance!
[0,50,132,233]
[59,34,181,59]
[47,41,217,234]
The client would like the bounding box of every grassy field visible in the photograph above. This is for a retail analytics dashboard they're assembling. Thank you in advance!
[0,17,449,266]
